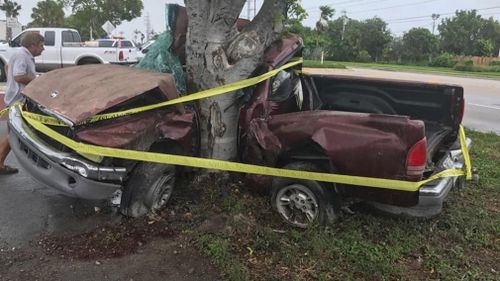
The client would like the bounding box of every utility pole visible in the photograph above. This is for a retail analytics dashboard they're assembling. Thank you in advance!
[145,12,151,41]
[341,10,347,41]
[246,0,256,20]
[431,13,440,35]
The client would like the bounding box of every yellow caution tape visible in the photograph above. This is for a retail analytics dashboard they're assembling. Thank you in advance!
[20,104,470,192]
[459,125,472,180]
[0,107,8,119]
[22,111,67,126]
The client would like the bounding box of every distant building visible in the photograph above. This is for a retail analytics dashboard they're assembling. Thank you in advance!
[0,17,23,42]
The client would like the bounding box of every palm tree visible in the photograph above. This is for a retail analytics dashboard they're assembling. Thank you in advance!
[0,0,22,18]
[315,5,334,62]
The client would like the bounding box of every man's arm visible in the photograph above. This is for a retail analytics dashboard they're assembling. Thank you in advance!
[14,74,35,85]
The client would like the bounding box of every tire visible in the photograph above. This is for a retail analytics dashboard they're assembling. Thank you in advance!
[271,162,338,228]
[120,162,176,217]
[0,61,6,82]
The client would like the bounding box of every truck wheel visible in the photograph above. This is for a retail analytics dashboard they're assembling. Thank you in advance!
[0,61,6,82]
[271,162,338,228]
[120,162,176,217]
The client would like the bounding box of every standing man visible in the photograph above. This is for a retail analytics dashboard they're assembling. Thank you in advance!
[0,32,44,174]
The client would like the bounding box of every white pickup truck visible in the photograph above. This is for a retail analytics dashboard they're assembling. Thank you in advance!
[0,27,138,81]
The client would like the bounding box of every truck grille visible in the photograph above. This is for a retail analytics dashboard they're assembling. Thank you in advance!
[17,137,51,170]
[22,106,75,153]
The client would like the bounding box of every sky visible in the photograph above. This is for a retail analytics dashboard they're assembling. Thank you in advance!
[8,0,500,40]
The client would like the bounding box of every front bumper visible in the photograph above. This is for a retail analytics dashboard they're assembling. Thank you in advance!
[371,137,472,217]
[8,106,126,199]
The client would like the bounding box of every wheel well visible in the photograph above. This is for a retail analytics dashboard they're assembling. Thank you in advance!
[0,59,6,82]
[148,139,185,154]
[276,141,333,173]
[77,57,101,65]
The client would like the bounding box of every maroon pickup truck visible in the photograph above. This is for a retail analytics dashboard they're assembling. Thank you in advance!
[7,18,470,228]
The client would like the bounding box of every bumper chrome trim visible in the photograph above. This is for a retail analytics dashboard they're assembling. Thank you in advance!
[8,106,126,199]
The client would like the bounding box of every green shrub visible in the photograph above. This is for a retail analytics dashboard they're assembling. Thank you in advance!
[356,50,372,63]
[453,63,500,72]
[489,60,500,66]
[463,60,474,66]
[429,53,456,67]
[453,64,473,71]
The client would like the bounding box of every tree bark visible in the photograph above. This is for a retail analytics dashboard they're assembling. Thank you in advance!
[185,0,287,161]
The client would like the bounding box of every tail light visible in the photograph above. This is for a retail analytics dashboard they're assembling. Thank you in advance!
[118,51,124,61]
[406,137,427,177]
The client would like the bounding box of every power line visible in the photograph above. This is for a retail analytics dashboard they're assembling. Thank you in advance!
[388,11,500,25]
[349,0,437,15]
[386,5,500,22]
[305,0,393,12]
[304,0,365,11]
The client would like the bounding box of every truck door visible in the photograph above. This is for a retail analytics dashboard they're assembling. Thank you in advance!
[39,30,58,72]
[59,30,83,67]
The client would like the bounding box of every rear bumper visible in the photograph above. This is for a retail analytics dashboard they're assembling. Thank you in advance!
[8,106,126,199]
[371,137,472,217]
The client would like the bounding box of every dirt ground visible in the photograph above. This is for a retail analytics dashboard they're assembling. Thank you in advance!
[0,178,223,281]
[0,236,220,281]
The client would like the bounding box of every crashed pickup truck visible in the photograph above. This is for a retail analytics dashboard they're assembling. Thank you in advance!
[8,16,470,229]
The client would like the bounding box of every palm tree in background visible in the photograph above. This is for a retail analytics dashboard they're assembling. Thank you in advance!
[1,0,22,41]
[315,5,334,62]
[0,0,22,18]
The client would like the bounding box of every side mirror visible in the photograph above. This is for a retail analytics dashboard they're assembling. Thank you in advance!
[8,40,12,47]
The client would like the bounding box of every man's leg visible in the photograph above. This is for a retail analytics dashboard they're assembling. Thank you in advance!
[0,134,9,167]
[0,134,17,174]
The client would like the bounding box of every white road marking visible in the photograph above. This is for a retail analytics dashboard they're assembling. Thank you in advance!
[467,103,500,110]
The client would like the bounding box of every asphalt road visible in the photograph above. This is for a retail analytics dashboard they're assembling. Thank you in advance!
[0,69,499,248]
[304,67,500,135]
[0,121,115,250]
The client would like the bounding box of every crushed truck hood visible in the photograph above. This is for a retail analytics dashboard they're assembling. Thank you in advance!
[22,64,179,124]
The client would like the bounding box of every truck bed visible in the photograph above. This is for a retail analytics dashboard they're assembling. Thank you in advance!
[311,74,464,162]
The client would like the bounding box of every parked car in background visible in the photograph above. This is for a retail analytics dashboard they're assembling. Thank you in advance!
[0,28,138,81]
[136,40,155,61]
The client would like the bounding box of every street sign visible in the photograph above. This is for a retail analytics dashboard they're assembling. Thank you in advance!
[101,21,115,35]
[6,17,17,28]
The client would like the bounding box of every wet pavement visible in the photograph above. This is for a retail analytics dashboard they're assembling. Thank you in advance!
[0,120,113,249]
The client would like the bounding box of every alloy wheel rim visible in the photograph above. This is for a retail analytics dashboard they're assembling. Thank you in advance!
[275,184,319,228]
[149,172,175,211]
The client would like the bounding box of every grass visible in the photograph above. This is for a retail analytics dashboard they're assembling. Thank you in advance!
[303,60,500,80]
[302,60,346,69]
[184,128,500,280]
